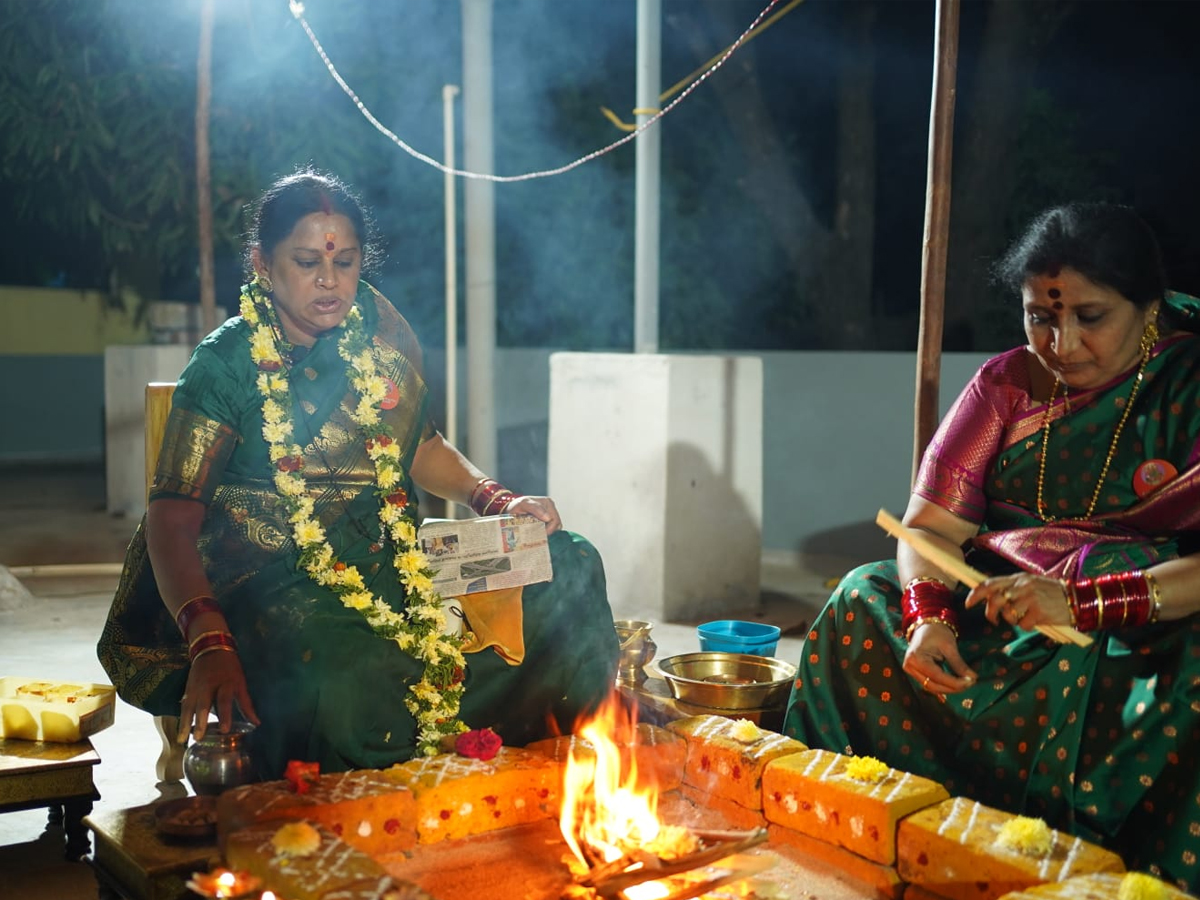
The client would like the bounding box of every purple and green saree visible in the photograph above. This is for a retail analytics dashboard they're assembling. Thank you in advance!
[784,293,1200,890]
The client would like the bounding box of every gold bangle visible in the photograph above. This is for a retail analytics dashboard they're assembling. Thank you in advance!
[904,575,951,592]
[1115,577,1129,627]
[190,645,237,664]
[187,629,232,651]
[1093,581,1105,629]
[1059,580,1077,628]
[1145,570,1163,623]
[905,615,959,642]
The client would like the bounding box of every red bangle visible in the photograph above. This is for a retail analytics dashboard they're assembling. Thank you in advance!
[188,631,237,662]
[1068,570,1154,631]
[901,576,958,640]
[175,595,223,638]
[469,478,517,517]
[482,489,517,516]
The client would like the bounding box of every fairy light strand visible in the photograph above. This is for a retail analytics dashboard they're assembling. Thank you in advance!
[288,0,784,183]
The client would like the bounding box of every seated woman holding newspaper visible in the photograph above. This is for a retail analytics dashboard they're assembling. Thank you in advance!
[98,170,618,778]
[783,202,1200,890]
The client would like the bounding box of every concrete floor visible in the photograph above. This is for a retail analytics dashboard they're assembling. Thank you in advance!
[0,463,853,899]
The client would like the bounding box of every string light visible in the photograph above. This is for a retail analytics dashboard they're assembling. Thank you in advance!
[288,0,784,183]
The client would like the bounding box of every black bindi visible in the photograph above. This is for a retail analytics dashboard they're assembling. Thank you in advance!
[1052,301,1063,310]
[1048,288,1061,299]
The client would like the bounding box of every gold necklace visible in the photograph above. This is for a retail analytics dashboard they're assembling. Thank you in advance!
[1035,355,1149,521]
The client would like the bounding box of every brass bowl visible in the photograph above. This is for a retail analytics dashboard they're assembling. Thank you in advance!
[653,652,796,711]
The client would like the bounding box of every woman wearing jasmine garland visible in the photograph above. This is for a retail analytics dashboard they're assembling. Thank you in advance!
[98,170,619,776]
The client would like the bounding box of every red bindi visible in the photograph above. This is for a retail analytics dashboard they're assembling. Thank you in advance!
[1052,301,1063,310]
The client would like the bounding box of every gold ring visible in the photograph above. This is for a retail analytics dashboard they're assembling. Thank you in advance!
[922,676,931,689]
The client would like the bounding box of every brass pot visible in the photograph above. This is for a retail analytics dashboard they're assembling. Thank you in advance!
[614,619,657,686]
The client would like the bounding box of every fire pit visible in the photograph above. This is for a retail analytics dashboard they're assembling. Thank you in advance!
[210,690,1137,900]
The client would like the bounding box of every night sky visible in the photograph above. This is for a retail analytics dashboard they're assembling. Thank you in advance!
[2,0,1199,350]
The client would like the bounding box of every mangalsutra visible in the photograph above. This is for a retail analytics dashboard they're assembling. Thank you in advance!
[1035,357,1149,521]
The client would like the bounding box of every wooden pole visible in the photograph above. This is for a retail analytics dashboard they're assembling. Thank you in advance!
[913,0,960,484]
[196,0,216,338]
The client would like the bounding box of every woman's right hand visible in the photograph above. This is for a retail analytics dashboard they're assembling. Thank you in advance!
[902,621,977,696]
[177,650,260,744]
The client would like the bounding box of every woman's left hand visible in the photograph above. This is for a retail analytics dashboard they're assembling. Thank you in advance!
[503,495,563,535]
[964,573,1074,629]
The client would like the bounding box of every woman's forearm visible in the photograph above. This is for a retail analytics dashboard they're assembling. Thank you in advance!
[410,433,489,508]
[1146,556,1200,621]
[146,497,222,635]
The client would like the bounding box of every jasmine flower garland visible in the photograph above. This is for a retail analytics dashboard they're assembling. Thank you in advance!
[239,277,468,756]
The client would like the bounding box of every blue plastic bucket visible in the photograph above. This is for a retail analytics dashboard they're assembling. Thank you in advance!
[696,619,781,656]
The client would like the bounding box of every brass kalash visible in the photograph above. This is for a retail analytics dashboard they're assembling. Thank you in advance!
[557,692,774,900]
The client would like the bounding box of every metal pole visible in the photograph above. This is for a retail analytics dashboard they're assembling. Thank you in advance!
[195,0,216,339]
[461,0,497,474]
[442,84,461,518]
[633,0,662,354]
[443,84,460,453]
[913,0,960,484]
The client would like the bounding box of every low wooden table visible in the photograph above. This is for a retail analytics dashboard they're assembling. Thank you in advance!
[0,736,100,860]
[85,803,221,900]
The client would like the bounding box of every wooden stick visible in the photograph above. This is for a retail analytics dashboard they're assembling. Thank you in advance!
[589,829,768,897]
[622,854,773,900]
[875,509,1091,647]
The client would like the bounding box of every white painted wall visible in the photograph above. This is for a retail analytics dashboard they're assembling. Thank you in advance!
[103,345,192,518]
[427,347,990,559]
[63,346,992,554]
[546,353,762,622]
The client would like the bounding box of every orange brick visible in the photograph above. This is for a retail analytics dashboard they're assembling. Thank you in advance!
[762,749,949,865]
[897,798,1124,900]
[217,769,418,856]
[667,714,806,810]
[383,747,560,844]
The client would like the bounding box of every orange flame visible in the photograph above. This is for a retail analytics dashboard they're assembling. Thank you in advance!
[559,693,701,899]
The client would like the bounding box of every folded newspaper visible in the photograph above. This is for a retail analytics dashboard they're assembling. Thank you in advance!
[419,514,553,597]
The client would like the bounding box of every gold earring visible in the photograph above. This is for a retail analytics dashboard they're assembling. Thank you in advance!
[1139,313,1160,359]
[258,272,273,293]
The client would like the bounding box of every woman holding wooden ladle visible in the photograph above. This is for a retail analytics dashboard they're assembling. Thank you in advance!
[784,202,1200,891]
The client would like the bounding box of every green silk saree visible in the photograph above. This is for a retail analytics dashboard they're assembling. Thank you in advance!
[99,282,618,778]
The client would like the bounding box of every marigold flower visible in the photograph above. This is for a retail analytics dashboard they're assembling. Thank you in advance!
[272,821,321,856]
[996,815,1053,857]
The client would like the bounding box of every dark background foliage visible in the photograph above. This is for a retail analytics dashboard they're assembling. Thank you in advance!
[1,0,1197,351]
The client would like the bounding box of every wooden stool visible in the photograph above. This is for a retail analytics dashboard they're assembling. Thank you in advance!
[0,736,100,860]
[85,803,220,900]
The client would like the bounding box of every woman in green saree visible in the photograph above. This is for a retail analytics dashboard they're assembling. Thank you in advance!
[784,203,1200,891]
[98,171,619,778]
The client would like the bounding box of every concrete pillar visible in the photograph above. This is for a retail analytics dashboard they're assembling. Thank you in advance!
[548,352,762,623]
[103,345,191,518]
